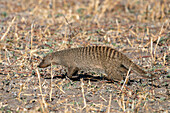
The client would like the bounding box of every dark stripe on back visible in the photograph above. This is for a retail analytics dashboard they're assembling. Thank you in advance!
[89,46,92,59]
[80,47,84,60]
[97,46,101,59]
[93,46,98,60]
[84,47,88,60]
[91,46,95,60]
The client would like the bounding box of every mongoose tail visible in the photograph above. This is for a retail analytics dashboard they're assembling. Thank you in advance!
[122,55,156,79]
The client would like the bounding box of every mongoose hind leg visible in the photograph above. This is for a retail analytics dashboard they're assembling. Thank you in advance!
[119,64,129,74]
[107,71,124,81]
[105,66,124,81]
[67,67,79,78]
[118,66,130,84]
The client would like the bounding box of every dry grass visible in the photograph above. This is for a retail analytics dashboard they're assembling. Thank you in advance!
[0,0,169,112]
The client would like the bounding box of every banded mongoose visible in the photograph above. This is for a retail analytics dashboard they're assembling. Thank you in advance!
[38,46,156,81]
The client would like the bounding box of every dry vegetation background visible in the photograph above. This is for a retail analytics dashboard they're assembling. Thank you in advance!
[0,0,169,112]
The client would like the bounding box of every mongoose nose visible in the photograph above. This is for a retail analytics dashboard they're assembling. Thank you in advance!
[37,62,42,68]
[37,62,49,68]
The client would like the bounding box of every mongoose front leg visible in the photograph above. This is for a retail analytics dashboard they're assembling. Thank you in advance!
[67,67,79,78]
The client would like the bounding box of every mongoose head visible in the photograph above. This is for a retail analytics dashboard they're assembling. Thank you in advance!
[38,52,61,68]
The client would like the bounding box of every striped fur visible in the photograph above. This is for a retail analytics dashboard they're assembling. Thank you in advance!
[38,46,156,81]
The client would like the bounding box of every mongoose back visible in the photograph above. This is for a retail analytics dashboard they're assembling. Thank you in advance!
[38,46,156,81]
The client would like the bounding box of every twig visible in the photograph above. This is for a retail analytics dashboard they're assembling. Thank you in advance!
[50,63,53,101]
[55,84,66,94]
[150,36,154,62]
[154,36,160,60]
[1,17,16,41]
[81,78,87,109]
[120,64,132,91]
[107,93,112,113]
[36,69,48,112]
